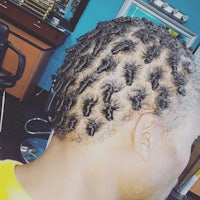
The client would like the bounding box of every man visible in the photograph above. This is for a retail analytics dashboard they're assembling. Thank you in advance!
[2,17,200,200]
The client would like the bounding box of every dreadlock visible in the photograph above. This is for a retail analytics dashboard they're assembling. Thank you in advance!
[49,17,198,140]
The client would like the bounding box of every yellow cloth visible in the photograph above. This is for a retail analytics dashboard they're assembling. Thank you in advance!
[0,160,32,200]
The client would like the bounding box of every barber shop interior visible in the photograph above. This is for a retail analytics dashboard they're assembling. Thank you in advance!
[0,0,200,199]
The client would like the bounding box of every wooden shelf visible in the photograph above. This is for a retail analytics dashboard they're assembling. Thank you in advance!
[0,0,69,47]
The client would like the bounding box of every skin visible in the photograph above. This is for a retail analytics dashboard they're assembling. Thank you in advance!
[15,99,200,200]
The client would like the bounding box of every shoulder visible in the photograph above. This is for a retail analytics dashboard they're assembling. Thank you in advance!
[0,160,32,200]
[0,159,22,170]
[0,159,23,183]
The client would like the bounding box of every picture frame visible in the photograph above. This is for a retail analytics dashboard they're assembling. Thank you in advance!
[51,0,89,32]
[117,0,197,47]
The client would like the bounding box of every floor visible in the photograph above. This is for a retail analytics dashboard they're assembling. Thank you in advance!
[0,88,49,162]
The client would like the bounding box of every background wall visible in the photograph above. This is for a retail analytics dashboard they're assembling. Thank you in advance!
[38,0,124,91]
[38,0,200,91]
[143,0,200,48]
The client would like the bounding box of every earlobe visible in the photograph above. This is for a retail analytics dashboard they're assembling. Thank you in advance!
[133,113,159,160]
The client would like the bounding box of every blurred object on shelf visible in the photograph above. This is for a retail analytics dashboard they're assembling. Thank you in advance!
[19,0,58,19]
[148,0,188,24]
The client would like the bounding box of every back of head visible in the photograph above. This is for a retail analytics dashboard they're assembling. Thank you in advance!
[50,17,199,142]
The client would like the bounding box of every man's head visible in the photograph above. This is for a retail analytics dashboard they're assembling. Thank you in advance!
[50,17,198,140]
[49,17,200,199]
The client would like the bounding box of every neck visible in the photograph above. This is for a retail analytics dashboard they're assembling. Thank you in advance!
[15,136,120,200]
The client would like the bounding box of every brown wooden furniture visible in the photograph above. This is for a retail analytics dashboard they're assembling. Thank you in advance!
[190,178,200,197]
[0,19,53,100]
[174,137,200,199]
[0,0,69,47]
[0,0,70,100]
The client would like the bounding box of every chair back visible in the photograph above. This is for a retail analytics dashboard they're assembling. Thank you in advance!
[0,22,9,67]
[0,22,26,88]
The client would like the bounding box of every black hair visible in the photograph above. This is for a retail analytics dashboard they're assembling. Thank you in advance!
[49,17,196,139]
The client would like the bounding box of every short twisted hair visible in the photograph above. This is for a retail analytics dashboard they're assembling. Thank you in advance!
[50,17,199,141]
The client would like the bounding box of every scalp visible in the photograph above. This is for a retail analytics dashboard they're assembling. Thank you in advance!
[49,17,199,141]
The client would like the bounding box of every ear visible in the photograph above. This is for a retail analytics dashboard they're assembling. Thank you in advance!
[133,113,159,160]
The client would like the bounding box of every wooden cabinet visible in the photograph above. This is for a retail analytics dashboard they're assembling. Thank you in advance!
[18,9,67,47]
[190,175,200,197]
[0,1,70,100]
[0,0,20,19]
[0,19,54,100]
[0,0,69,47]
